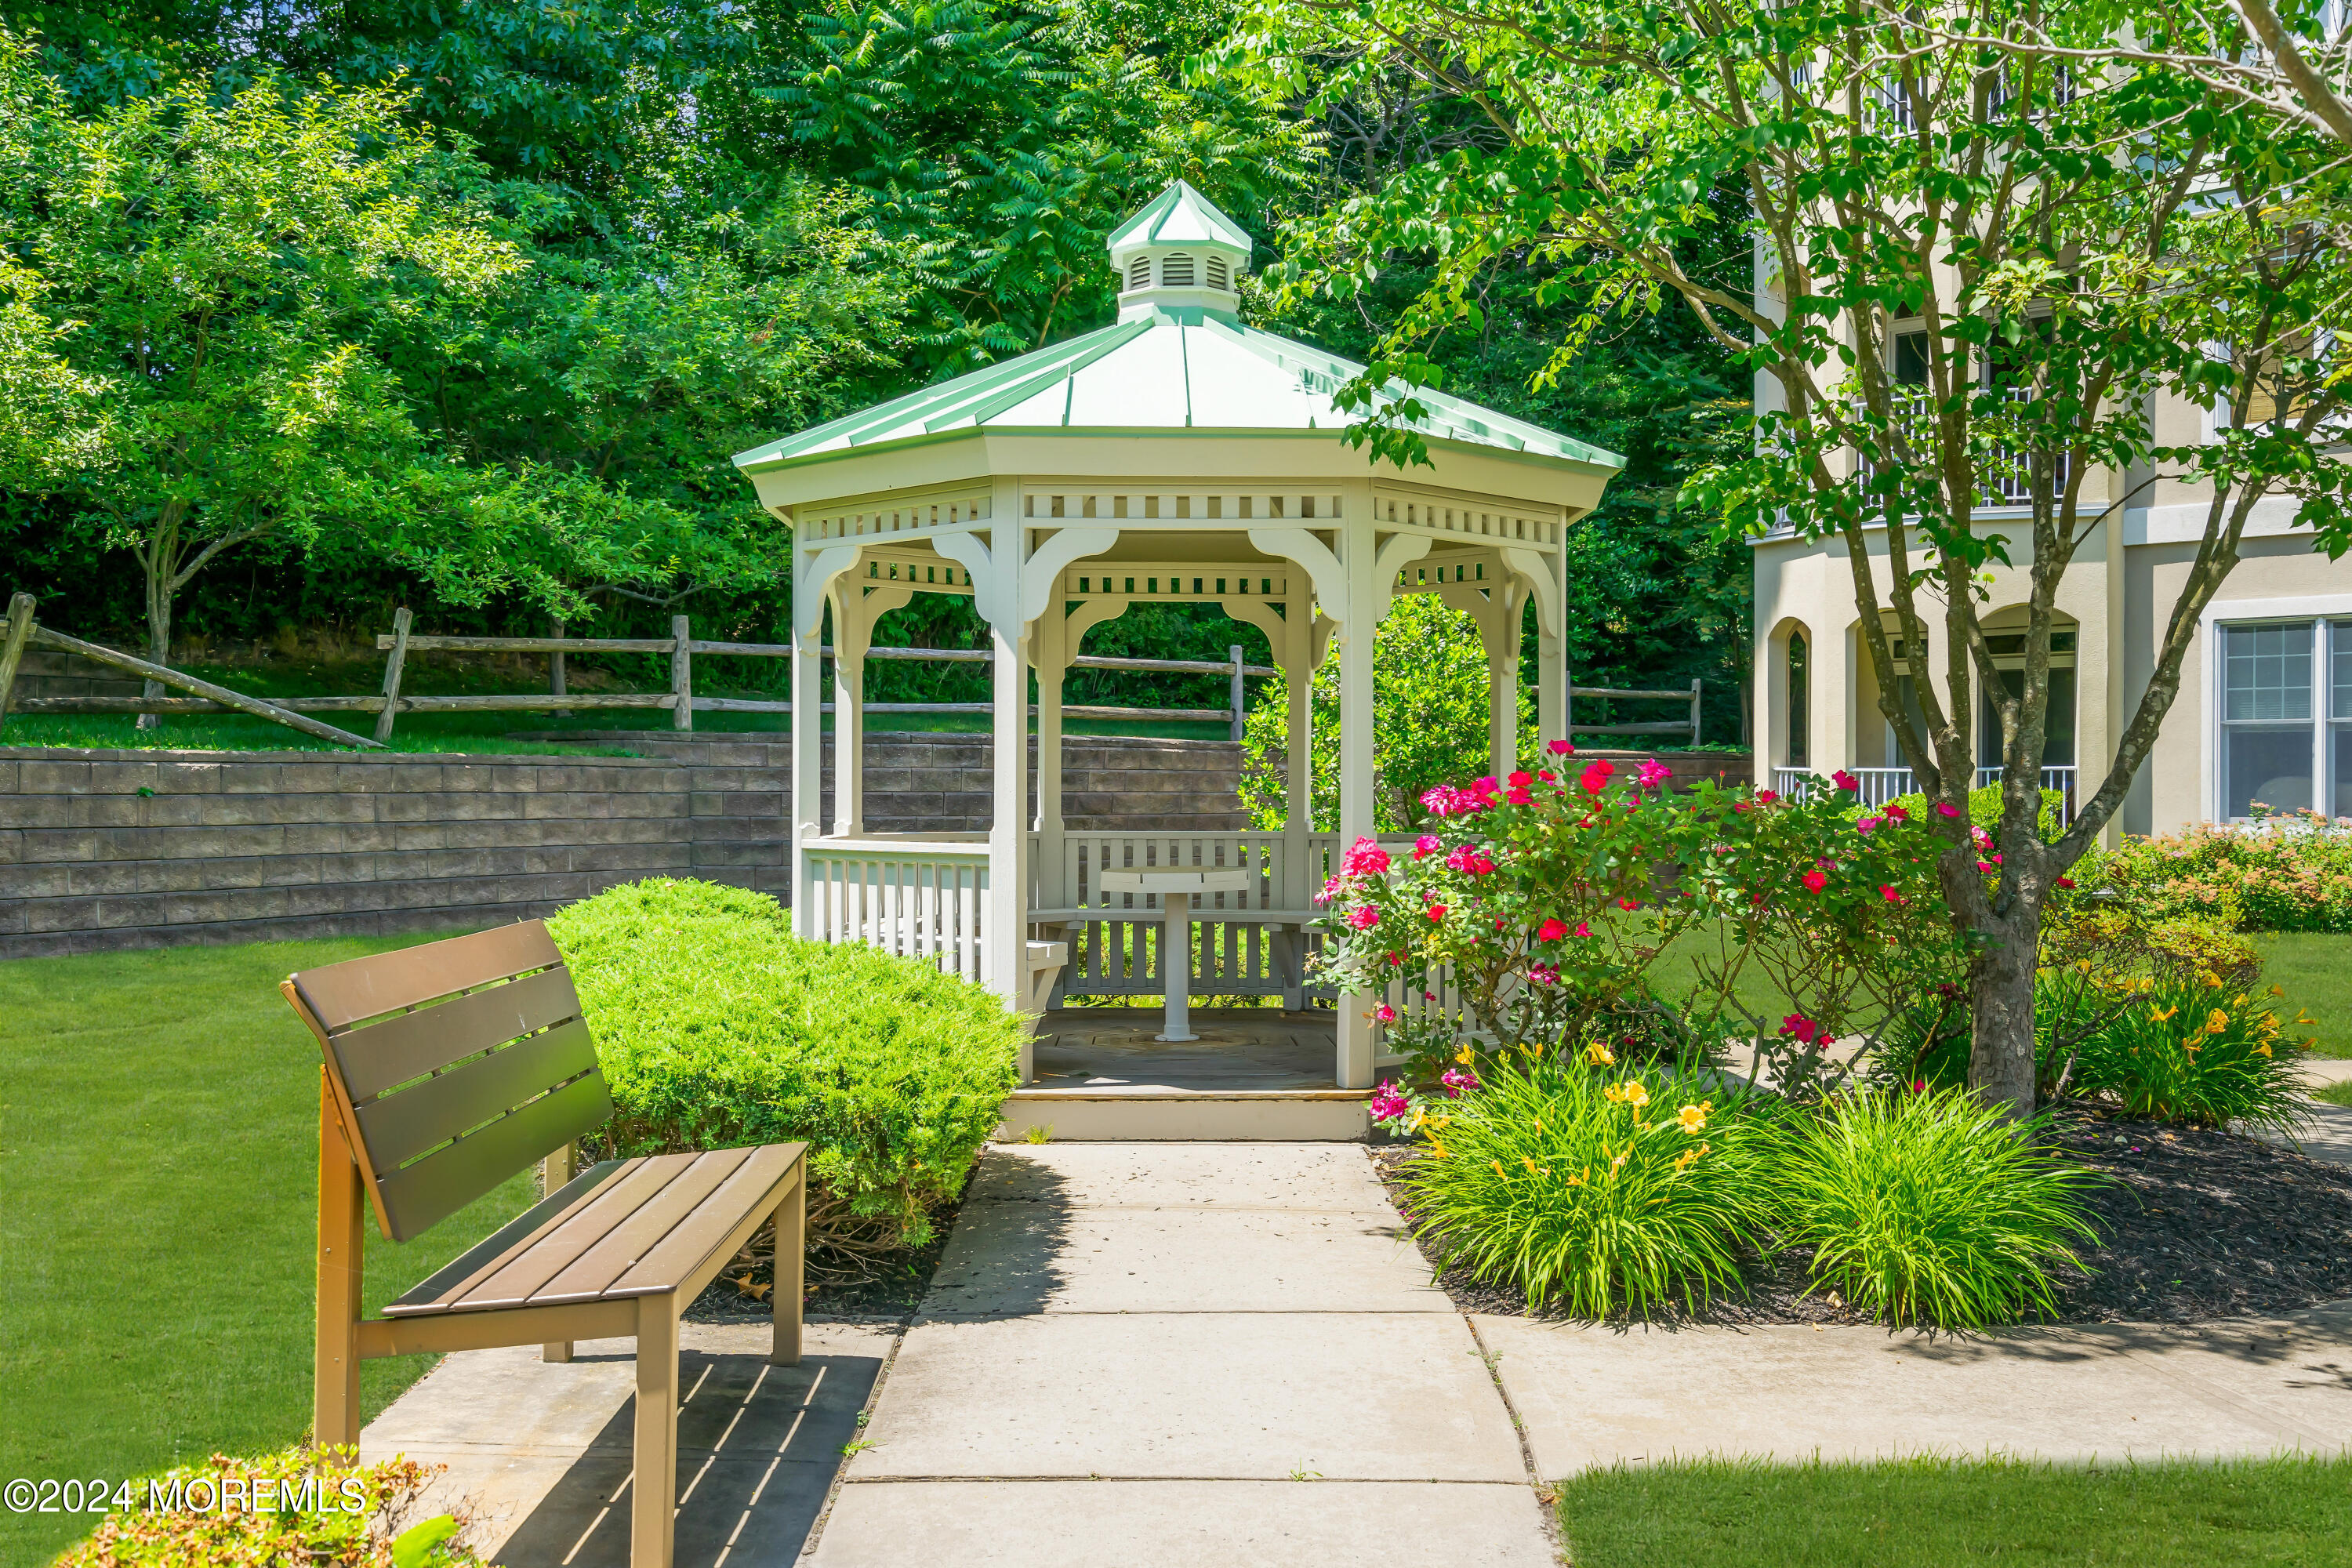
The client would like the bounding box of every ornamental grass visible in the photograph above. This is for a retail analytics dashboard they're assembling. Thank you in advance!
[1396,1052,1777,1319]
[1769,1090,2102,1330]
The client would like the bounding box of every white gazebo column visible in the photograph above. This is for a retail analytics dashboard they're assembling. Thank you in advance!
[829,583,865,836]
[1332,520,1384,1091]
[1282,605,1315,905]
[1505,547,1568,746]
[790,544,860,941]
[1033,600,1068,904]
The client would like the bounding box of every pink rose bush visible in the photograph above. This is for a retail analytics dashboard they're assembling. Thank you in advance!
[1316,750,1964,1100]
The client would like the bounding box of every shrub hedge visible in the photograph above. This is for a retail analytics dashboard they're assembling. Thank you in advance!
[548,878,1022,1250]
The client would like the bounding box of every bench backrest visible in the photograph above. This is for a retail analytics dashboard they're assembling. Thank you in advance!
[282,922,613,1242]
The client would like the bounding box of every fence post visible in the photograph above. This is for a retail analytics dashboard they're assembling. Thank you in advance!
[1229,644,1245,742]
[1689,678,1702,748]
[671,615,692,731]
[0,592,34,728]
[550,615,570,718]
[373,608,412,745]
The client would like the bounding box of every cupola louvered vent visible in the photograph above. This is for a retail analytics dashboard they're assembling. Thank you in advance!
[1127,255,1152,289]
[1160,253,1196,287]
[1206,256,1229,289]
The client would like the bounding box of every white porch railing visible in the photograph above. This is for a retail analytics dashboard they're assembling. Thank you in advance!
[803,837,991,983]
[1773,764,2079,824]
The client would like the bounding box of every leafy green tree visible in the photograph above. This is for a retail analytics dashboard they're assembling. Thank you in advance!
[380,176,914,623]
[1236,0,2352,1110]
[2,38,521,699]
[715,0,1313,372]
[1241,592,1530,830]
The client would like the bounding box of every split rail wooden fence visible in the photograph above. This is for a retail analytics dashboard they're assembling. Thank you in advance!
[0,596,1282,747]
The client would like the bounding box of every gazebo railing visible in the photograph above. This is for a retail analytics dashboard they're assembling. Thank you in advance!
[802,837,991,983]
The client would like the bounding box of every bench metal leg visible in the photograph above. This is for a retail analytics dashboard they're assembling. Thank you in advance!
[631,1297,680,1568]
[772,1173,804,1367]
[314,1075,365,1454]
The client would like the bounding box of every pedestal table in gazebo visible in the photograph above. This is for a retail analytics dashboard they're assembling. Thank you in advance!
[731,180,1622,1138]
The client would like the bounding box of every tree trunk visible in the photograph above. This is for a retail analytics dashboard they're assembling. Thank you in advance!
[137,570,172,731]
[1964,897,2041,1116]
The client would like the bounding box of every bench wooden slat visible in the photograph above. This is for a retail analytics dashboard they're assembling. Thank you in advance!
[376,1072,613,1242]
[332,966,585,1102]
[296,924,562,1032]
[525,1145,757,1305]
[611,1144,806,1298]
[384,1159,628,1316]
[434,1154,699,1312]
[354,1018,601,1172]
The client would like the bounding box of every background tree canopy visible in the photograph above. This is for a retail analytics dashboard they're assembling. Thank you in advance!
[0,0,1755,729]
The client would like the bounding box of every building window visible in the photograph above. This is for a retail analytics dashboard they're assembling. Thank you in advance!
[1976,630,2077,767]
[1127,255,1151,289]
[2219,619,2352,818]
[1206,255,1229,289]
[1160,252,1196,287]
[1786,631,1809,768]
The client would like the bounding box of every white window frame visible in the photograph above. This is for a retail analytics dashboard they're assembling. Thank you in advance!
[2201,593,2352,822]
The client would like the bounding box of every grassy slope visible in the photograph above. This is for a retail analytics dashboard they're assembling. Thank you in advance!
[0,937,535,1565]
[2253,933,2352,1061]
[1558,1454,2352,1567]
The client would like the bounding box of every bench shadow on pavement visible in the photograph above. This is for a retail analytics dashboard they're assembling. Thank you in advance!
[490,1341,882,1567]
[914,1151,1076,1319]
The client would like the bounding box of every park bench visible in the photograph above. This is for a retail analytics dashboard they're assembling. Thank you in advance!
[281,922,806,1568]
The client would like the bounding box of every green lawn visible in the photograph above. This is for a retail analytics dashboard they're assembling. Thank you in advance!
[1558,1454,2352,1566]
[0,937,536,1566]
[2253,934,2352,1060]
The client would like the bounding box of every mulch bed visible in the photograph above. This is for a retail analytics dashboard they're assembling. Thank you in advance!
[1373,1104,2352,1327]
[684,1166,975,1326]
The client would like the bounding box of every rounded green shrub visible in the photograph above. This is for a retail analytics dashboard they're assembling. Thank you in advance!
[548,877,1022,1248]
[1770,1090,2102,1329]
[1397,1053,1779,1318]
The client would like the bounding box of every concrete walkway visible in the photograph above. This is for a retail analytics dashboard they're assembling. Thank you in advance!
[808,1142,1554,1566]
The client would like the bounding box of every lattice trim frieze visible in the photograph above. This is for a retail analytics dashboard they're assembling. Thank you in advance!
[1022,491,1343,522]
[858,553,976,593]
[1372,490,1561,549]
[802,493,993,544]
[1058,566,1294,601]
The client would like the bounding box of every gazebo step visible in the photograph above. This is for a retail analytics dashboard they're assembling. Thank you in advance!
[996,1088,1370,1142]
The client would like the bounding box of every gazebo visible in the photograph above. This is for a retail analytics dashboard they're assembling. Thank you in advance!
[733,183,1621,1134]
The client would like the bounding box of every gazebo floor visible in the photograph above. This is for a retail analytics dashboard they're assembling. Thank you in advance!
[1000,1007,1371,1142]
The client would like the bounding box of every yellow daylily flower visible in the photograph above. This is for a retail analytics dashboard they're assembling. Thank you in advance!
[1622,1081,1651,1110]
[2149,1005,2178,1023]
[2206,1009,2230,1035]
[1584,1041,1616,1067]
[2254,1043,2273,1058]
[1676,1104,1709,1134]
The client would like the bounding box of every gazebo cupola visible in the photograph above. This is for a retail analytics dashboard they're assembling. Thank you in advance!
[1109,179,1252,324]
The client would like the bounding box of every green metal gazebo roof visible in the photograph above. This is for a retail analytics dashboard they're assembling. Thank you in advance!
[731,185,1622,477]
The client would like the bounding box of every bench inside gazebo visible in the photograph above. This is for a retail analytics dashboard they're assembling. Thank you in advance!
[732,183,1621,1140]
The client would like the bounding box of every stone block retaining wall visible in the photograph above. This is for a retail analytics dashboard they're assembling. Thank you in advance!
[0,732,1245,959]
